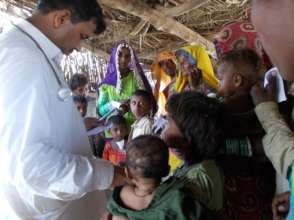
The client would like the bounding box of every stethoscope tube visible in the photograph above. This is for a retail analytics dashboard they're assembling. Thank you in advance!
[12,22,72,101]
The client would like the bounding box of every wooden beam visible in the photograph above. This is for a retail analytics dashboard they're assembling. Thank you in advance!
[159,0,210,17]
[98,0,216,56]
[138,40,187,60]
[130,20,148,36]
[82,43,110,60]
[130,0,208,36]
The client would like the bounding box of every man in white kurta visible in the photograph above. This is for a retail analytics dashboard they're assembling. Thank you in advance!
[0,3,117,220]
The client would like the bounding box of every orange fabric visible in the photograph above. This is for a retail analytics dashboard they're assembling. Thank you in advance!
[151,51,176,114]
[102,142,126,166]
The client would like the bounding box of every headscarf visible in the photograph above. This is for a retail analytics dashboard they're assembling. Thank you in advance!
[175,45,219,93]
[151,51,176,90]
[151,51,177,114]
[100,41,158,115]
[100,41,152,95]
[214,21,271,69]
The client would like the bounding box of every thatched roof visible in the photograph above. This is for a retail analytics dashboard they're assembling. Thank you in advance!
[0,0,250,64]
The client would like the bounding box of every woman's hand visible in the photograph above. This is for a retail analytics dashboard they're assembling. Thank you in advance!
[188,68,202,91]
[118,100,130,115]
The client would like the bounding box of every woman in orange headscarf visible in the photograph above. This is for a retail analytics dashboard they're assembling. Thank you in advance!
[151,51,177,115]
[151,51,182,171]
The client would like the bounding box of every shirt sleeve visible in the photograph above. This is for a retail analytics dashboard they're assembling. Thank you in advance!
[131,118,153,139]
[255,101,294,177]
[142,119,153,135]
[0,49,114,202]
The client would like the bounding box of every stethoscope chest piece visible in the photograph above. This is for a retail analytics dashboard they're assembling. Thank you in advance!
[57,87,73,101]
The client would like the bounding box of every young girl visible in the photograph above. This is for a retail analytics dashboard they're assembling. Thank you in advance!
[106,135,212,220]
[102,115,129,166]
[129,90,154,140]
[161,91,224,211]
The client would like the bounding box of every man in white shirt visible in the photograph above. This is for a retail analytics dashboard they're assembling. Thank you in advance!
[0,0,125,219]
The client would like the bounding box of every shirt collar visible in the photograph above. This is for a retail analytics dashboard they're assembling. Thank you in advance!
[15,18,62,61]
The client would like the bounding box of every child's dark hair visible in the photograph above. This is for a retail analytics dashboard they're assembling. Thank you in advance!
[69,74,88,91]
[37,0,105,34]
[132,89,152,105]
[73,95,87,105]
[108,115,127,126]
[218,48,263,81]
[166,91,223,162]
[125,135,170,179]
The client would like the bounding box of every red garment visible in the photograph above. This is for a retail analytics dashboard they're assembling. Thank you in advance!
[102,142,126,166]
[214,22,272,69]
[218,158,275,220]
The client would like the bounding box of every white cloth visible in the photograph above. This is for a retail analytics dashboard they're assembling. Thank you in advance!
[129,116,153,140]
[115,140,125,151]
[0,18,114,220]
[263,67,287,103]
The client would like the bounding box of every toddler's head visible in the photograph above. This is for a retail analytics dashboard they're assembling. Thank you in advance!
[108,115,128,142]
[125,135,170,181]
[217,48,262,98]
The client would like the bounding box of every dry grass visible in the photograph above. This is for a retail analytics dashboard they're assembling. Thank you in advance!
[0,0,250,62]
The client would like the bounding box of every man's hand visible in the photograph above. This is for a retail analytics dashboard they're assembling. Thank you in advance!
[250,75,276,106]
[111,166,126,187]
[188,68,202,91]
[99,211,112,220]
[272,191,290,220]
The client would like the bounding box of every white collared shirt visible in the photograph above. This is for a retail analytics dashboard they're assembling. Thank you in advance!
[129,116,153,140]
[0,18,114,220]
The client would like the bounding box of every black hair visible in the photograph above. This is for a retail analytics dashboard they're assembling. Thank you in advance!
[73,94,87,105]
[218,48,263,81]
[126,135,170,179]
[69,74,88,91]
[132,89,152,105]
[37,0,105,34]
[166,91,223,162]
[132,89,158,117]
[108,115,127,126]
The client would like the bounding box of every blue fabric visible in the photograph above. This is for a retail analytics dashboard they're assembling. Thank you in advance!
[288,164,294,219]
[175,49,197,66]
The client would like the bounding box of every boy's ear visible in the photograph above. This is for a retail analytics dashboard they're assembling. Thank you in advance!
[233,74,243,87]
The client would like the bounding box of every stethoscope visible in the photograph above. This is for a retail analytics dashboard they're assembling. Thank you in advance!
[12,23,73,101]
